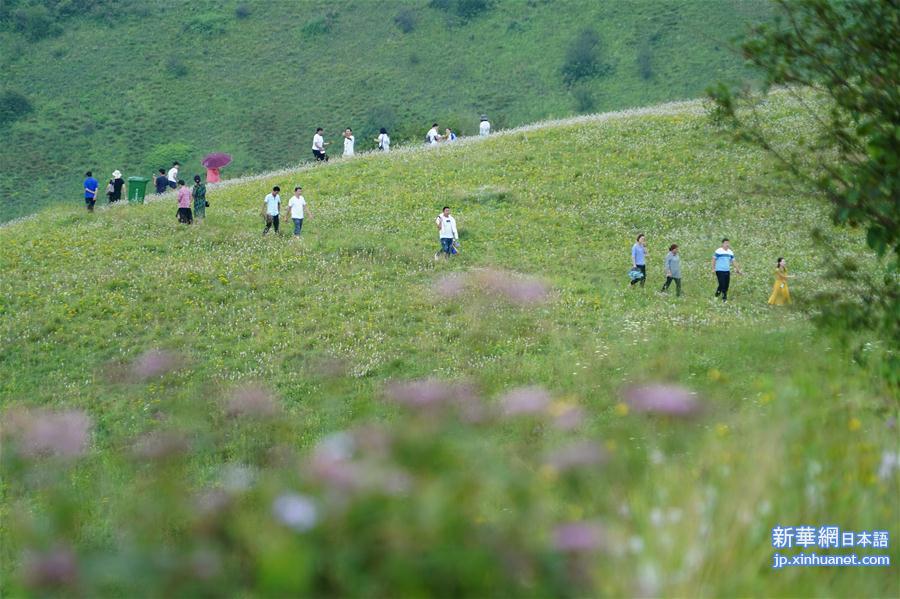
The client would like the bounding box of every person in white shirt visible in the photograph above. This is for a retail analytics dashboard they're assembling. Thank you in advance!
[312,128,329,162]
[479,115,490,136]
[444,128,457,142]
[435,206,458,256]
[426,123,443,145]
[342,128,355,156]
[375,127,390,152]
[167,161,180,189]
[288,186,313,237]
[262,186,281,235]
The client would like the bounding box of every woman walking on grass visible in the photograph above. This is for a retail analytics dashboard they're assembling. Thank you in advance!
[192,175,207,221]
[767,257,792,305]
[660,244,682,296]
[630,234,648,287]
[176,179,192,224]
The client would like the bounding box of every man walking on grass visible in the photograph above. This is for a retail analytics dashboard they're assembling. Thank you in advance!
[263,186,281,235]
[713,238,742,302]
[436,206,458,256]
[288,186,312,237]
[83,170,98,212]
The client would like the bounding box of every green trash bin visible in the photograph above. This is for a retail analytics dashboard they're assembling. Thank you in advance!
[127,177,150,204]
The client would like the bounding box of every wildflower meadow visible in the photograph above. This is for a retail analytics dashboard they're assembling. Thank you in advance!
[0,94,897,596]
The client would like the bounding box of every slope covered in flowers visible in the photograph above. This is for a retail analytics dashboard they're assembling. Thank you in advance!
[0,95,897,597]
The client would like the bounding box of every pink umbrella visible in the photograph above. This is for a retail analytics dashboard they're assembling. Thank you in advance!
[202,153,232,183]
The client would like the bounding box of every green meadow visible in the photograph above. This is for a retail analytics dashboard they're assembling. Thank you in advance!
[1,93,897,596]
[0,0,772,221]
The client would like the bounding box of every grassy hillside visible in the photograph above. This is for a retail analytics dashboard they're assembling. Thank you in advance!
[0,0,771,221]
[1,94,897,596]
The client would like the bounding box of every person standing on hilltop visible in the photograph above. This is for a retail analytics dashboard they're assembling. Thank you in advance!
[376,128,390,152]
[176,179,192,224]
[83,170,99,212]
[192,175,207,222]
[426,123,443,145]
[630,234,648,287]
[479,114,491,136]
[343,128,355,157]
[436,206,458,257]
[713,238,742,303]
[660,244,682,297]
[767,257,792,305]
[312,128,330,162]
[167,162,180,189]
[154,168,169,195]
[262,186,281,235]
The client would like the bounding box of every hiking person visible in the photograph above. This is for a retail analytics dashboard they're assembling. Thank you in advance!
[110,170,125,203]
[176,179,192,224]
[192,175,207,221]
[312,128,329,161]
[767,257,792,305]
[154,168,168,194]
[630,234,648,287]
[426,123,443,145]
[105,179,115,203]
[343,128,355,156]
[445,127,457,142]
[288,186,312,237]
[435,206,458,256]
[376,127,390,152]
[262,186,281,235]
[479,114,491,136]
[167,162,180,189]
[660,244,682,297]
[83,170,99,212]
[712,238,742,302]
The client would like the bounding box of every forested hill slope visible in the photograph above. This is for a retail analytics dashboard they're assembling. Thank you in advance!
[0,0,770,221]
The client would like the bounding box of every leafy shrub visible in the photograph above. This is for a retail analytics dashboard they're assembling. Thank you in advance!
[573,86,596,113]
[302,10,339,36]
[234,3,251,19]
[144,142,193,172]
[394,8,416,33]
[429,0,493,20]
[166,56,188,78]
[561,28,612,86]
[10,5,62,41]
[182,14,228,36]
[0,90,33,126]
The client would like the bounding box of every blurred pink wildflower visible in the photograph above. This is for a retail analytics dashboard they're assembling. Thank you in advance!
[622,384,701,417]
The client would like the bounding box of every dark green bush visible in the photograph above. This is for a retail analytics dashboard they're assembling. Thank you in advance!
[166,56,188,78]
[0,90,33,126]
[561,28,612,86]
[394,8,416,33]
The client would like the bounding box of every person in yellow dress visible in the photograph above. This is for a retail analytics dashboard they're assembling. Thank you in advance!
[768,257,792,305]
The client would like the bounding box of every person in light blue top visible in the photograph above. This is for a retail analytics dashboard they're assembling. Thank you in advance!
[712,238,742,302]
[630,233,648,287]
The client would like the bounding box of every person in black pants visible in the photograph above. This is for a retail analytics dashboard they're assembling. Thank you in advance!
[262,186,281,235]
[630,233,648,287]
[712,238,742,302]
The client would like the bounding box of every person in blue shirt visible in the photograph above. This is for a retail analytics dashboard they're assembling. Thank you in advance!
[630,233,648,287]
[154,168,169,194]
[712,238,742,302]
[83,171,99,212]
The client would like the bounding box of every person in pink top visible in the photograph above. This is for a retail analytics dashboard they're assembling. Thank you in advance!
[205,167,220,183]
[176,179,192,224]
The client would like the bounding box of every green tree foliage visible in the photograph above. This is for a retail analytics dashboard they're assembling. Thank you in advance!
[0,90,33,126]
[429,0,493,21]
[708,0,899,380]
[561,29,612,86]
